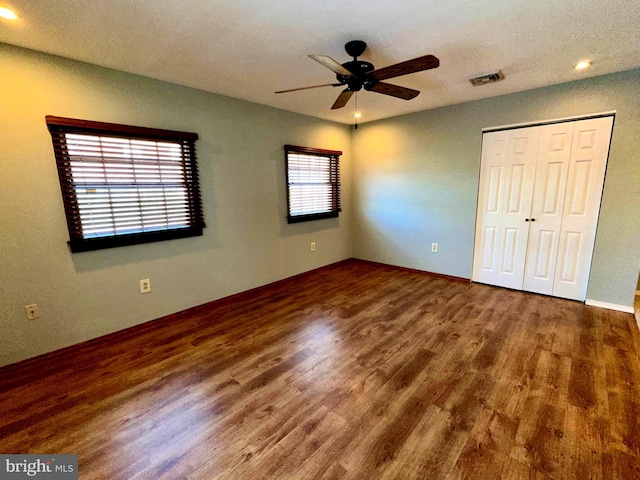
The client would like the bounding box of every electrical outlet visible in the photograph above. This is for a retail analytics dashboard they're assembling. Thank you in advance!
[311,242,316,252]
[431,243,439,253]
[25,304,40,320]
[140,279,151,294]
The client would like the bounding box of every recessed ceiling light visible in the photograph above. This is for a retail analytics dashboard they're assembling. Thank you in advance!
[575,60,592,70]
[0,6,18,19]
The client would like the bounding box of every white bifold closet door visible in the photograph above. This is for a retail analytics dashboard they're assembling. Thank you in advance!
[473,126,539,290]
[522,122,573,295]
[472,116,614,301]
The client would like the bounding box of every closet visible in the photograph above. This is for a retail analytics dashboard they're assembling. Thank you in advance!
[472,116,614,301]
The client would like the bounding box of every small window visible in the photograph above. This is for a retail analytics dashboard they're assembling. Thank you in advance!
[46,116,204,252]
[285,145,342,223]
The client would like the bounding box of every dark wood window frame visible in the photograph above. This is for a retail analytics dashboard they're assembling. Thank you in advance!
[285,145,342,224]
[46,116,205,252]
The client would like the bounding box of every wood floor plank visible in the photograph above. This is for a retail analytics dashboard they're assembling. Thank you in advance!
[1,259,639,479]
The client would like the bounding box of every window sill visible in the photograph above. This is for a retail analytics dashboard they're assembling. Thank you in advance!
[68,226,204,252]
[287,211,340,224]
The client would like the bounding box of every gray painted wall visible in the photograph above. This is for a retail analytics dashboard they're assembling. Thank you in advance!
[0,44,352,366]
[352,69,640,308]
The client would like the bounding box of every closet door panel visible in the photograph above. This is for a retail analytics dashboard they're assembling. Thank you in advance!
[494,127,539,289]
[472,131,509,284]
[553,116,614,300]
[523,122,574,295]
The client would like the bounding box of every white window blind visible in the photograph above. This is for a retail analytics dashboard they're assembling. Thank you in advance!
[285,145,341,223]
[47,116,204,252]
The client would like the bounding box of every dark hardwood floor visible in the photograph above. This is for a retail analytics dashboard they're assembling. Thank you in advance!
[1,259,639,479]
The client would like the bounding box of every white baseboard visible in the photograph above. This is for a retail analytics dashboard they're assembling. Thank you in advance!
[585,299,635,314]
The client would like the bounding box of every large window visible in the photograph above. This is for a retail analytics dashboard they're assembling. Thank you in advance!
[46,116,204,252]
[285,145,341,223]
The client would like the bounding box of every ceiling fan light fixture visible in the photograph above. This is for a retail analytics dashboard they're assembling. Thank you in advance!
[0,6,18,20]
[277,41,440,111]
[354,112,362,119]
[575,60,592,70]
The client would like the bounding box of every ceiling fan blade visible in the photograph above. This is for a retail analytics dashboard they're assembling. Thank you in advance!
[370,54,439,81]
[331,89,354,110]
[309,54,354,77]
[275,83,341,94]
[368,82,420,100]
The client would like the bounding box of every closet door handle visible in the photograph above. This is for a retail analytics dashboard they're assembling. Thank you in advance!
[525,218,530,222]
[531,218,536,222]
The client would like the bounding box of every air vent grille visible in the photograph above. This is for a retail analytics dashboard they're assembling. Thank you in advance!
[469,70,505,86]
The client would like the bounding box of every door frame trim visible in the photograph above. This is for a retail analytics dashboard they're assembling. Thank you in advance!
[482,111,616,133]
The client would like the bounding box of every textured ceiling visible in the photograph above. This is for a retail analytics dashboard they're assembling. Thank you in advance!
[1,0,639,124]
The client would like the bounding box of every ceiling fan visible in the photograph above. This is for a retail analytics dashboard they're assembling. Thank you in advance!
[275,40,439,110]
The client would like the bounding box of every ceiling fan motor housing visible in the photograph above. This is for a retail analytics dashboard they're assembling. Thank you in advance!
[337,60,376,91]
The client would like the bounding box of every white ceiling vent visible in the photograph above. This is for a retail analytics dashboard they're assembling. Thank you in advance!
[469,70,505,86]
